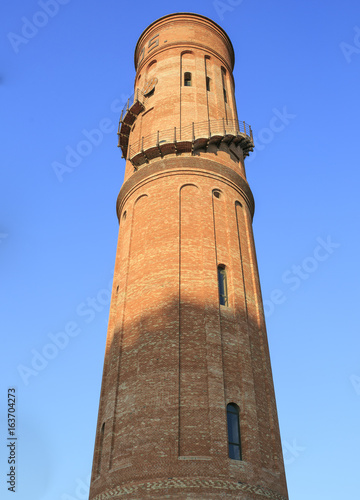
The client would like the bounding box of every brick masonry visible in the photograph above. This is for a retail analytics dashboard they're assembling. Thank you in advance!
[92,478,288,500]
[89,13,288,500]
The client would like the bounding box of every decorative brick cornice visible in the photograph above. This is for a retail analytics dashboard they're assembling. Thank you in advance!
[134,13,235,71]
[92,477,288,500]
[116,158,255,222]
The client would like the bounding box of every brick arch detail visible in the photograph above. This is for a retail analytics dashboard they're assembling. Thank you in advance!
[179,182,199,192]
[133,193,148,206]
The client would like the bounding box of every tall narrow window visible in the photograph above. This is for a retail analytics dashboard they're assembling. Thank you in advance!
[206,76,211,91]
[227,403,242,460]
[97,422,105,474]
[184,72,192,86]
[218,265,228,306]
[221,69,228,103]
[223,88,227,102]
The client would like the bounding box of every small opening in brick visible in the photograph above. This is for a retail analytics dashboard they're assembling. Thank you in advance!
[184,72,192,87]
[206,76,211,92]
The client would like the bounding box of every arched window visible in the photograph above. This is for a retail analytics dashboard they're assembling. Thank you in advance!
[184,72,192,86]
[213,189,221,199]
[218,265,228,306]
[206,76,211,91]
[227,403,242,460]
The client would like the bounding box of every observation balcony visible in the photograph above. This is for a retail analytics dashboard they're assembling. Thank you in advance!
[127,119,254,168]
[117,90,254,167]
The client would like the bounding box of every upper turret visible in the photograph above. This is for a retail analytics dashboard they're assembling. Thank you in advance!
[118,13,253,181]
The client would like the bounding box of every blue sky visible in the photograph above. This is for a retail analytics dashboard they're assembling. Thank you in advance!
[1,1,360,499]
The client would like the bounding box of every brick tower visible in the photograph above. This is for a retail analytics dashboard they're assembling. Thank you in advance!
[89,13,288,500]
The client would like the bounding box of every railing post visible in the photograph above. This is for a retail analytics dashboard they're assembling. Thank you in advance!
[243,121,246,135]
[250,126,253,142]
[192,122,195,142]
[223,117,226,136]
[157,130,159,147]
[119,110,123,123]
[117,120,121,148]
[141,136,144,153]
[208,119,211,137]
[126,98,130,111]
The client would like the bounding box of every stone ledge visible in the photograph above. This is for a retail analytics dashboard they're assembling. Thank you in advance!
[116,158,255,222]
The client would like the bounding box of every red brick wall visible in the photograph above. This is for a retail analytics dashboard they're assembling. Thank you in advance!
[90,13,288,500]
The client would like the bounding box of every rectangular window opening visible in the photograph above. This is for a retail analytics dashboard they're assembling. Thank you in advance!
[206,76,211,91]
[97,422,105,474]
[221,69,228,103]
[184,72,192,87]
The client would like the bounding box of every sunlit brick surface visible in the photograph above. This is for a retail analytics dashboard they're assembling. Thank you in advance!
[90,13,288,500]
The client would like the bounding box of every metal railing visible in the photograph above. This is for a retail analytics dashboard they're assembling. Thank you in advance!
[129,118,253,159]
[119,89,146,122]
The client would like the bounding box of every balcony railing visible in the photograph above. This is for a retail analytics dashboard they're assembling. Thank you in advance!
[128,118,254,168]
[119,89,146,123]
[117,89,148,158]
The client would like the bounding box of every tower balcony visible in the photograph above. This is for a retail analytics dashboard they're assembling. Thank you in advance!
[127,119,254,168]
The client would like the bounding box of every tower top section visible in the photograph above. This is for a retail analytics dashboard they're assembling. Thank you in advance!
[134,12,235,73]
[118,11,253,182]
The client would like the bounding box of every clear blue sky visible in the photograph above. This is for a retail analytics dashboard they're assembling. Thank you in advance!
[1,1,360,499]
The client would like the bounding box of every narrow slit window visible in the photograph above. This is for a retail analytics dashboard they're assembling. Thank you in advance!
[221,69,228,103]
[184,72,192,87]
[206,76,211,91]
[218,265,228,306]
[227,403,242,460]
[97,422,105,474]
